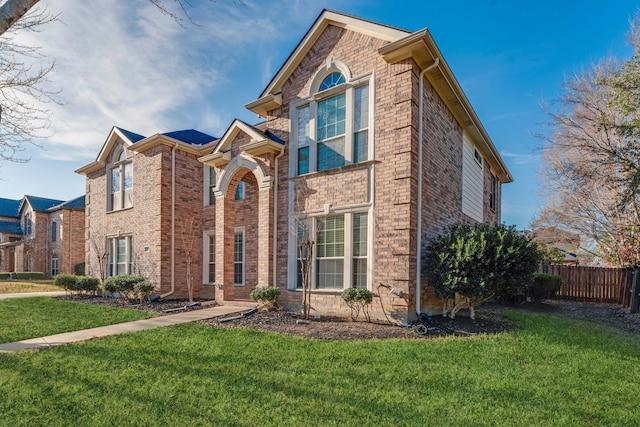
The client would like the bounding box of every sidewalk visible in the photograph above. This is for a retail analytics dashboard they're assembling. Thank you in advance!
[0,302,255,353]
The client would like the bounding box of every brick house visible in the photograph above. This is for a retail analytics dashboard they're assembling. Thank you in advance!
[0,195,86,276]
[78,10,512,320]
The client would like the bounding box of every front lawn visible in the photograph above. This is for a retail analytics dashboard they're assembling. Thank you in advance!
[0,280,64,294]
[0,297,150,344]
[0,311,638,426]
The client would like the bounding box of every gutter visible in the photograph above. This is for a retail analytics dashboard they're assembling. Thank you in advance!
[415,58,439,316]
[161,143,178,298]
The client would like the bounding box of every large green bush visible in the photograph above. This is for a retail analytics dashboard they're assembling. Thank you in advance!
[425,223,542,318]
[528,273,562,302]
[75,276,100,294]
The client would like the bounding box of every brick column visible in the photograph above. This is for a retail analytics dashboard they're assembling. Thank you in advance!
[214,191,231,301]
[257,187,273,287]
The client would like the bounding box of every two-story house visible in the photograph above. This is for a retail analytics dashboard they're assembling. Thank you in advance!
[78,10,512,320]
[0,195,85,276]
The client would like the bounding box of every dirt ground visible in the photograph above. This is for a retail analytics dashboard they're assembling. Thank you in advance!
[59,295,640,340]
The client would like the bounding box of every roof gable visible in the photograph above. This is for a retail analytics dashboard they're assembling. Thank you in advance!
[21,195,66,213]
[246,9,409,112]
[76,126,144,175]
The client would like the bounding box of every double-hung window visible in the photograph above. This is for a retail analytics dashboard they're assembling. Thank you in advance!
[109,150,133,211]
[207,166,216,205]
[293,70,372,175]
[107,235,133,276]
[51,256,59,276]
[234,230,244,285]
[490,174,497,211]
[294,212,369,290]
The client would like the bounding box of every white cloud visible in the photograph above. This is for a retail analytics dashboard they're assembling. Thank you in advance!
[500,149,538,165]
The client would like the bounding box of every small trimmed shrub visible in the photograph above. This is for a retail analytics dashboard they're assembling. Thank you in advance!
[75,276,100,294]
[12,272,45,280]
[341,288,373,322]
[74,262,86,276]
[135,282,155,303]
[250,286,280,311]
[528,273,562,302]
[54,274,79,292]
[0,273,11,280]
[103,275,146,300]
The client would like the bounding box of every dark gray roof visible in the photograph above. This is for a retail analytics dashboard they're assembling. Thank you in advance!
[0,198,20,218]
[23,195,66,212]
[163,129,217,146]
[0,220,22,235]
[47,195,85,212]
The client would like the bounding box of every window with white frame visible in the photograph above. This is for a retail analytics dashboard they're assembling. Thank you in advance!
[292,69,372,175]
[51,256,59,276]
[23,212,32,235]
[107,235,133,276]
[294,212,369,290]
[204,232,215,283]
[233,230,244,285]
[206,166,216,205]
[108,150,133,212]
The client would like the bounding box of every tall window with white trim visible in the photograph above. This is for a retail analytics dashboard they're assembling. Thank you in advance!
[352,213,368,289]
[316,215,345,289]
[234,231,244,285]
[108,150,133,212]
[292,68,372,176]
[107,235,133,276]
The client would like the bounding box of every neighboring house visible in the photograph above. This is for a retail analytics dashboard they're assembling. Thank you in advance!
[78,10,512,320]
[533,226,580,265]
[0,195,86,276]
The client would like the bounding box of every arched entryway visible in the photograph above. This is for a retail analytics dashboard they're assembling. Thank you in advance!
[213,154,274,301]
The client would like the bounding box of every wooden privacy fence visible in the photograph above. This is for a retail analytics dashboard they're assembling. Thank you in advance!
[539,265,635,307]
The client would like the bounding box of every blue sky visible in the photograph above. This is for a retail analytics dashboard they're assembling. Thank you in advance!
[0,0,637,229]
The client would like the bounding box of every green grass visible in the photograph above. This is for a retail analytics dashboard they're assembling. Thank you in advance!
[0,310,639,426]
[0,297,150,344]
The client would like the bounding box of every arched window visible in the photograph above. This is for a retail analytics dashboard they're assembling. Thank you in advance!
[108,147,133,211]
[319,72,345,91]
[292,67,371,174]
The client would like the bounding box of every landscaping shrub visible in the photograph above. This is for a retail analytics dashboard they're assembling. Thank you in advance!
[103,275,146,300]
[250,286,280,311]
[341,288,373,321]
[424,223,542,319]
[528,273,562,302]
[11,272,45,280]
[54,274,78,292]
[74,262,86,276]
[75,276,101,294]
[0,273,11,280]
[135,282,155,303]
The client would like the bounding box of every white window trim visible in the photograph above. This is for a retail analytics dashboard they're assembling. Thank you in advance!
[202,230,215,284]
[203,165,217,206]
[289,71,374,177]
[287,209,372,291]
[106,234,134,277]
[107,154,133,212]
[233,227,245,286]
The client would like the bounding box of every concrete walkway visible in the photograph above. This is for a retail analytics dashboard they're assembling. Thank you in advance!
[0,302,256,353]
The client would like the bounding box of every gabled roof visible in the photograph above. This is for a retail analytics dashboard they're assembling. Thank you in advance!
[0,198,20,219]
[47,195,86,212]
[0,220,22,235]
[245,9,513,183]
[76,127,218,176]
[21,195,65,213]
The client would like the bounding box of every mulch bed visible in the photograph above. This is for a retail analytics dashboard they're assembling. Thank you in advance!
[56,294,640,340]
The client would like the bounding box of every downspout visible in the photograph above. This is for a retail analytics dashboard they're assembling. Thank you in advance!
[272,147,285,288]
[416,57,439,315]
[69,211,72,273]
[161,143,178,298]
